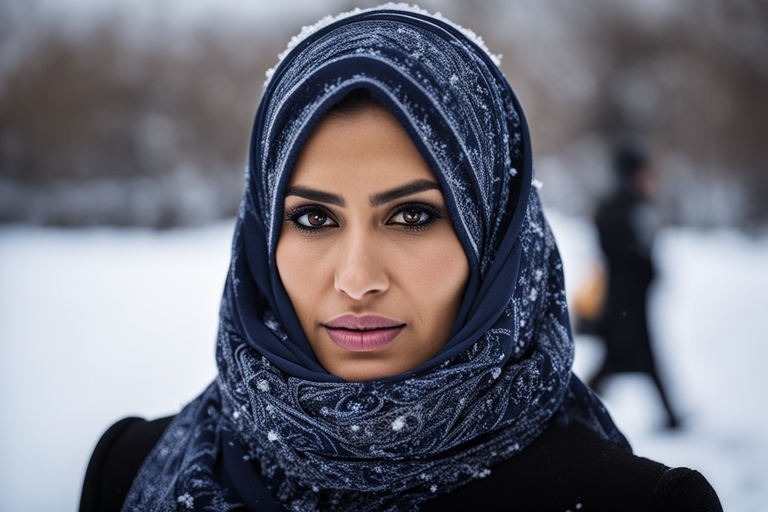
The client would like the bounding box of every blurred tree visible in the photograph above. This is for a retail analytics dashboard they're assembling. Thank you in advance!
[1,0,766,227]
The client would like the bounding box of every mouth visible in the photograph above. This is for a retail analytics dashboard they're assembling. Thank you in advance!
[323,314,405,351]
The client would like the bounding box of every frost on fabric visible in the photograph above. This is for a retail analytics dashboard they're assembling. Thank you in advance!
[177,493,194,509]
[264,3,502,87]
[256,11,524,274]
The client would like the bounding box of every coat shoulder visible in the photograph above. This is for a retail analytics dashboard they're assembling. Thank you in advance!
[80,415,174,512]
[420,421,722,511]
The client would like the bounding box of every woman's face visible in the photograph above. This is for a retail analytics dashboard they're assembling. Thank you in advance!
[276,105,469,381]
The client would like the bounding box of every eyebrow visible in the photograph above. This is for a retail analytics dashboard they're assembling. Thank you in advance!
[284,186,345,207]
[370,180,441,206]
[284,179,441,208]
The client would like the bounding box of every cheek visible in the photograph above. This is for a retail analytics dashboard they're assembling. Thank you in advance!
[397,232,469,314]
[275,233,325,314]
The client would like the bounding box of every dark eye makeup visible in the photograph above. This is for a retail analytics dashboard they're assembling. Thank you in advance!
[285,205,338,233]
[387,203,443,230]
[284,202,443,233]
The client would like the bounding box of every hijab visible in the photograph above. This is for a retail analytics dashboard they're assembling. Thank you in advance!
[123,5,627,512]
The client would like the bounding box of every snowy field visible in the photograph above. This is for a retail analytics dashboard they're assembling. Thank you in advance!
[1,214,767,511]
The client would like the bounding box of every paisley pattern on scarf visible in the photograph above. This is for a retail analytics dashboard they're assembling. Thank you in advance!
[122,5,627,512]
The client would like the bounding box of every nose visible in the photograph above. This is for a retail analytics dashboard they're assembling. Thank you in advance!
[334,232,389,300]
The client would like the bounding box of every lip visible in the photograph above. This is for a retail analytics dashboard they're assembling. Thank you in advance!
[323,314,405,351]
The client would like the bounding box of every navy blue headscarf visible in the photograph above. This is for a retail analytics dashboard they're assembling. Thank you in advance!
[123,6,627,512]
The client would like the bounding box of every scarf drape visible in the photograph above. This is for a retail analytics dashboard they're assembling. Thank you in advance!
[123,5,628,512]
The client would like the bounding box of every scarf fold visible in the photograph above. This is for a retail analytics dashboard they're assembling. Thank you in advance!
[123,5,627,512]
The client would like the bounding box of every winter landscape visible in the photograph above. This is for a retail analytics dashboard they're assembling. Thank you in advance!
[1,214,767,511]
[2,0,767,510]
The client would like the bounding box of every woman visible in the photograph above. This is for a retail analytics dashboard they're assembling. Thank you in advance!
[590,144,681,428]
[81,6,721,511]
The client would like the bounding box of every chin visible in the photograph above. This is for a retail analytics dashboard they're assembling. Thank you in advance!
[324,357,409,382]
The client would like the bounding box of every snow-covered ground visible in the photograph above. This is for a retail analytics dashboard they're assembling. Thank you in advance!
[548,211,768,512]
[0,214,766,511]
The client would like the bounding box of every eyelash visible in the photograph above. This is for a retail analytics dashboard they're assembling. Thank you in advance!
[285,205,338,234]
[284,203,443,233]
[388,203,442,231]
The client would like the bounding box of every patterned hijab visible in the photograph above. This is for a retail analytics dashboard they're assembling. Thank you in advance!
[123,5,627,512]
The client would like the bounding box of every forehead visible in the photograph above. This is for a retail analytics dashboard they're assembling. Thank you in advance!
[287,106,439,193]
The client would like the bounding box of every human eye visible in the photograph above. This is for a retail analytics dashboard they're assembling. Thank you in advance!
[387,203,443,230]
[285,205,338,233]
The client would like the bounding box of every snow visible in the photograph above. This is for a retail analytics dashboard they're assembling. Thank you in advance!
[1,214,767,511]
[264,3,502,87]
[547,211,768,512]
[0,223,230,512]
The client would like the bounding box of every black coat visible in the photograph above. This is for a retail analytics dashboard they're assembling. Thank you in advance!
[81,416,721,511]
[595,191,657,374]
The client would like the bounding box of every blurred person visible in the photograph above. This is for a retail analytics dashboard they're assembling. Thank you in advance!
[80,6,718,511]
[589,143,681,429]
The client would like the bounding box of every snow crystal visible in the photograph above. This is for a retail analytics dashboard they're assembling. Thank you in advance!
[257,379,270,392]
[491,367,502,380]
[264,3,502,86]
[232,411,240,419]
[430,484,438,493]
[351,425,360,432]
[529,288,538,302]
[509,167,518,177]
[391,416,406,431]
[532,179,543,190]
[177,493,194,509]
[267,431,279,442]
